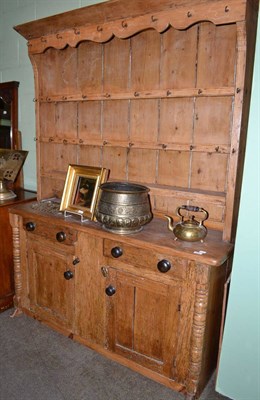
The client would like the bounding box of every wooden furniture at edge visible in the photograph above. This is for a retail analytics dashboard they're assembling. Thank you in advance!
[0,81,25,190]
[0,190,36,312]
[0,82,36,312]
[10,1,258,399]
[0,82,19,149]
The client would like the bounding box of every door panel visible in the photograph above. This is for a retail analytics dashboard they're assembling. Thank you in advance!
[106,268,181,378]
[27,239,75,329]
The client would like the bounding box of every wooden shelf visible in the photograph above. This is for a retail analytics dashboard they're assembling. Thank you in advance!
[39,137,231,154]
[37,87,235,102]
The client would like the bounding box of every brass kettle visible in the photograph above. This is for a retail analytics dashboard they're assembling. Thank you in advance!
[165,205,209,242]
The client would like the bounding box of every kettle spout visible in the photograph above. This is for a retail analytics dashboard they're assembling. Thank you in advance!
[165,215,174,232]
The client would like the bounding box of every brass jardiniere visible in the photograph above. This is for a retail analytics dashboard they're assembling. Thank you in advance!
[95,182,152,235]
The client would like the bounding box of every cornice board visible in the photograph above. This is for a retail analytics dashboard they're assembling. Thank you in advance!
[14,0,248,54]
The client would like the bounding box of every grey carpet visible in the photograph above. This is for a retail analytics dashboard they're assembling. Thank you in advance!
[0,309,230,400]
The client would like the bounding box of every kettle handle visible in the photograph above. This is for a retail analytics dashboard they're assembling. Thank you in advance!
[177,205,209,223]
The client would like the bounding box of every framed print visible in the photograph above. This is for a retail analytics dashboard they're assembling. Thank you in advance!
[60,165,109,220]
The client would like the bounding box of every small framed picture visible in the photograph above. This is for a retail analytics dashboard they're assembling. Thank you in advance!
[60,165,109,220]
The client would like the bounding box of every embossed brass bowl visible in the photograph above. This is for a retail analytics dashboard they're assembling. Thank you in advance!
[95,182,152,234]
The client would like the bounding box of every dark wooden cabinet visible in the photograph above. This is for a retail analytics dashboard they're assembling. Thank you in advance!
[0,81,19,150]
[0,203,14,312]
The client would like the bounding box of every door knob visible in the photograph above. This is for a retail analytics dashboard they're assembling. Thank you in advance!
[64,270,73,280]
[56,231,66,242]
[25,221,36,231]
[105,285,116,296]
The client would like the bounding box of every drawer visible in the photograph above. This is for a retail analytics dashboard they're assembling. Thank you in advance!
[104,239,186,280]
[23,218,77,246]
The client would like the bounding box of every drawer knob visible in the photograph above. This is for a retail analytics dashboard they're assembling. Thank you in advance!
[157,259,171,273]
[25,221,36,231]
[56,231,66,242]
[64,270,73,280]
[111,246,123,258]
[105,285,116,296]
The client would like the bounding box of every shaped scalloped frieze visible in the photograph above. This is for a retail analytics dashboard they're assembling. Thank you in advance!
[27,0,245,54]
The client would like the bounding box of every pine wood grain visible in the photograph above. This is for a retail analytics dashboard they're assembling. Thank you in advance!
[11,1,259,398]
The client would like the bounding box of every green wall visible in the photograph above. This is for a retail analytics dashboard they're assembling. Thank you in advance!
[1,1,259,398]
[0,0,106,190]
[216,13,260,400]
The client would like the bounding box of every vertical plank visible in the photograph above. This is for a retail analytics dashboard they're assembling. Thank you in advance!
[194,97,233,145]
[102,146,127,180]
[157,150,190,188]
[35,47,78,96]
[131,30,160,90]
[191,153,228,192]
[74,233,105,345]
[56,47,78,95]
[134,286,166,360]
[39,103,56,139]
[197,23,237,87]
[224,20,255,241]
[159,98,194,144]
[56,102,78,139]
[103,37,130,92]
[33,50,56,96]
[78,41,103,94]
[130,99,158,142]
[40,143,77,174]
[162,284,182,378]
[103,100,129,141]
[78,145,102,168]
[128,149,157,184]
[115,279,135,349]
[40,176,65,199]
[78,101,102,141]
[161,25,198,89]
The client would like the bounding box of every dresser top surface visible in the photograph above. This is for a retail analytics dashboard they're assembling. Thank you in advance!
[9,200,233,267]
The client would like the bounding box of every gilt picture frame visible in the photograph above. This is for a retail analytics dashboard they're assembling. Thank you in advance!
[60,165,109,220]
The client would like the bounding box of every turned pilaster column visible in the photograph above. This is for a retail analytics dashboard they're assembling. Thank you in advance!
[9,213,22,311]
[186,264,210,399]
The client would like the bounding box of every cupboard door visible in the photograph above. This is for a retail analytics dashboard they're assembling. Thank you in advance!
[106,269,181,379]
[27,239,75,330]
